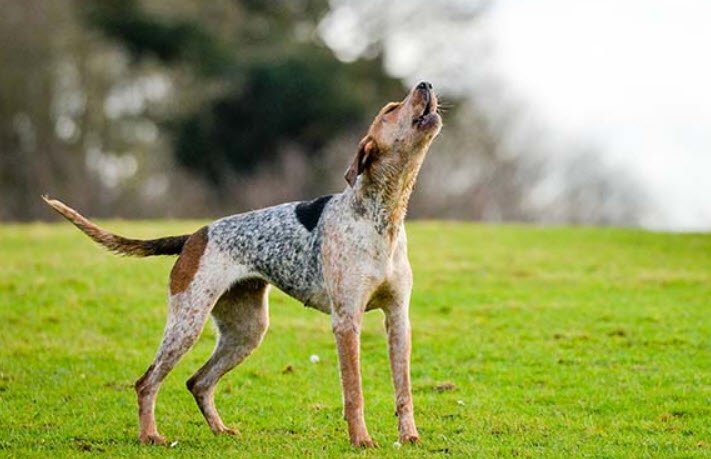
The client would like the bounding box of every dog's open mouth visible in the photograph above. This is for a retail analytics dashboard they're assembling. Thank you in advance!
[413,97,435,128]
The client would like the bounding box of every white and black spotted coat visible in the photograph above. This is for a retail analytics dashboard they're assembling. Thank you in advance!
[209,193,340,312]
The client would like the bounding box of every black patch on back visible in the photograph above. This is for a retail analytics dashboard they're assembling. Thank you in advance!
[295,194,333,232]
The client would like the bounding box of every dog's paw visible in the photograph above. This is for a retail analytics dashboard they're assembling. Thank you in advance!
[351,436,378,448]
[139,433,168,446]
[214,426,240,436]
[399,433,420,444]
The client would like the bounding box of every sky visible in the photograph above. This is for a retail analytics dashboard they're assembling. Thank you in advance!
[484,0,711,231]
[319,0,710,230]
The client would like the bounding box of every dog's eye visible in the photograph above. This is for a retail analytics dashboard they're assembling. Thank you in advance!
[383,104,399,114]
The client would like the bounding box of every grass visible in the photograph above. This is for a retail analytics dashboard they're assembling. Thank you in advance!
[0,220,709,457]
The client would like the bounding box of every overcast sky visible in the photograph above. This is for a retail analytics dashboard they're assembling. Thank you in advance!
[320,0,710,231]
[484,0,711,231]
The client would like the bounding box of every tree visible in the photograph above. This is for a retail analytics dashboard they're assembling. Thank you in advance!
[84,0,403,196]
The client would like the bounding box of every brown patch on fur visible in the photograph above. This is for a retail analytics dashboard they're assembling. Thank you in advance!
[169,226,209,295]
[345,136,379,187]
[333,323,373,446]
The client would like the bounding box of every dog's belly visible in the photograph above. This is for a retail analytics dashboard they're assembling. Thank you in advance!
[259,262,330,314]
[280,282,331,314]
[302,289,331,313]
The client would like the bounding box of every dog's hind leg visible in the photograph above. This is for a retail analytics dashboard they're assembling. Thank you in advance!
[187,279,269,435]
[134,285,219,445]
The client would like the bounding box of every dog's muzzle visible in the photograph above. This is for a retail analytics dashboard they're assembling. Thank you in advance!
[413,81,439,130]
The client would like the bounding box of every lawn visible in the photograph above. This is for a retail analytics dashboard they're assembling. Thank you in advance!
[1,221,709,457]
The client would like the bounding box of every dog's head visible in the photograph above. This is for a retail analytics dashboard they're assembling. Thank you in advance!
[345,82,442,187]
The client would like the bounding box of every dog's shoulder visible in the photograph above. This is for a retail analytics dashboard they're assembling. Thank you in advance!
[294,194,334,232]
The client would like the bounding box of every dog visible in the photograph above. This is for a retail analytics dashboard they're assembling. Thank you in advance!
[43,81,442,448]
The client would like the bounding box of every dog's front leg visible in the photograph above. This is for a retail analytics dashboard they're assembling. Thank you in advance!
[332,309,376,448]
[385,305,419,443]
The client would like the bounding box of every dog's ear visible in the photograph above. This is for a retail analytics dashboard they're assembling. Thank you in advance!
[345,136,378,187]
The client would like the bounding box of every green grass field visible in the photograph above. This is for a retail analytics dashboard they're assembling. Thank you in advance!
[1,221,709,457]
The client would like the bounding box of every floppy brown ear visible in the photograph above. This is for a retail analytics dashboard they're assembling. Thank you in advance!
[345,137,378,187]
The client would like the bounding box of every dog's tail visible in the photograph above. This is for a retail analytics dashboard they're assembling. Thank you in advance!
[42,196,189,257]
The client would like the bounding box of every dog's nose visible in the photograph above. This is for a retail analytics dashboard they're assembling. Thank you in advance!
[417,81,433,91]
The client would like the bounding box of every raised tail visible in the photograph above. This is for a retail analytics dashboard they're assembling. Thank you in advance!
[42,196,189,257]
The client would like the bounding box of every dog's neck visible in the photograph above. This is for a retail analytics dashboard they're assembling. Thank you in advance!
[347,148,427,239]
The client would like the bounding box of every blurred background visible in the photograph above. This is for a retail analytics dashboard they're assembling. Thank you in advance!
[1,0,708,231]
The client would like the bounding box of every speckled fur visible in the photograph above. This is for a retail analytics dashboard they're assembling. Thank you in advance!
[43,82,442,448]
